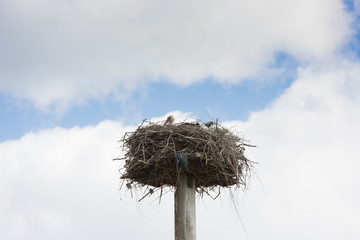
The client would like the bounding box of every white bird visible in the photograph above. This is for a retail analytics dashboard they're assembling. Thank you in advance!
[163,115,175,126]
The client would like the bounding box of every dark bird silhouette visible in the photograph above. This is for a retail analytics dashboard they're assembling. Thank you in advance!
[204,121,214,128]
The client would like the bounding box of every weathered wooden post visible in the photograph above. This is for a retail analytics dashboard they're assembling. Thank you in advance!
[175,174,196,240]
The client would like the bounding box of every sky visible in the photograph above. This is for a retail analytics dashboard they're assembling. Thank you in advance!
[1,0,360,239]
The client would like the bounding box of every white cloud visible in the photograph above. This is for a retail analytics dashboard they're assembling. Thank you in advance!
[0,121,129,239]
[0,0,354,109]
[228,59,360,239]
[1,57,360,239]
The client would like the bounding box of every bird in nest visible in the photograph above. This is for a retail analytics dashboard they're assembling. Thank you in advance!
[163,115,175,125]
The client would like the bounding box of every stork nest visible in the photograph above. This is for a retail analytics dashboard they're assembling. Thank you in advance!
[117,120,254,196]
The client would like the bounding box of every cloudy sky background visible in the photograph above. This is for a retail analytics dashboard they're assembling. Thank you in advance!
[1,0,360,239]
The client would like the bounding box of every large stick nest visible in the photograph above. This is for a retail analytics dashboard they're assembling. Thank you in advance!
[118,120,254,192]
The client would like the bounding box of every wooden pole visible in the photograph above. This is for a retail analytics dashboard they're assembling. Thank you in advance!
[175,173,196,240]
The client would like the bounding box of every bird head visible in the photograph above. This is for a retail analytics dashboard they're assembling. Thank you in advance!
[163,115,175,125]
